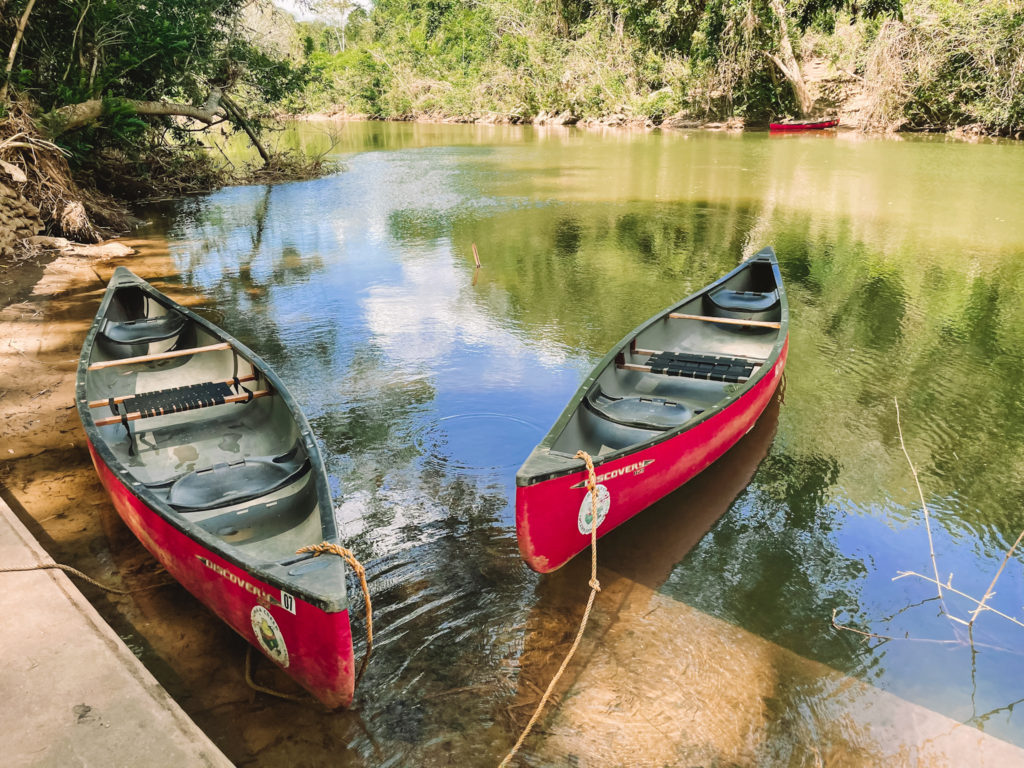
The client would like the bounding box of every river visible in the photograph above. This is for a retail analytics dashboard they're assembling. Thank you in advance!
[124,122,1024,763]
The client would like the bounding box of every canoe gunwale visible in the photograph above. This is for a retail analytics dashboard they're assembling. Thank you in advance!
[516,247,789,488]
[76,267,347,613]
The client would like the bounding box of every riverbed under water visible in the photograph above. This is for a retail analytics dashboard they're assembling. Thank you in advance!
[42,122,1024,764]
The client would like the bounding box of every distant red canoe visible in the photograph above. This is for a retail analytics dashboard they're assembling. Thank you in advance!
[77,268,355,708]
[769,118,839,132]
[515,247,788,573]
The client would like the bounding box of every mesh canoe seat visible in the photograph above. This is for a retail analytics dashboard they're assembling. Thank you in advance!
[645,351,758,383]
[119,380,241,420]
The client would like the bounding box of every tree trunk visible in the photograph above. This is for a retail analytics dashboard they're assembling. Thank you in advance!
[220,93,271,167]
[767,0,813,117]
[45,96,226,137]
[2,0,38,101]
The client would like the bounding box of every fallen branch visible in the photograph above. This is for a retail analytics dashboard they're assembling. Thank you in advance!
[894,398,949,615]
[44,96,227,138]
[830,608,1014,651]
[893,571,1024,630]
[968,529,1024,627]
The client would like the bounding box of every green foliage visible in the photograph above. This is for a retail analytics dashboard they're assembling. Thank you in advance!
[862,0,1024,135]
[0,0,311,170]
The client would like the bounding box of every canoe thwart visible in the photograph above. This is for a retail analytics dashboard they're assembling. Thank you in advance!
[93,380,270,427]
[667,313,781,329]
[87,341,232,370]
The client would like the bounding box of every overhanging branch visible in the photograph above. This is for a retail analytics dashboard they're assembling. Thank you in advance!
[45,93,227,138]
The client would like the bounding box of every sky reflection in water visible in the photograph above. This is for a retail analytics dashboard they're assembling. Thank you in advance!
[148,123,1024,761]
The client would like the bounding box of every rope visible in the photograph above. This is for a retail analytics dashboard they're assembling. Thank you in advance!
[243,645,308,703]
[0,563,131,594]
[295,541,374,689]
[499,450,602,768]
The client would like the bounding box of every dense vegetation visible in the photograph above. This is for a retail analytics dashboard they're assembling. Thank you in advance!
[292,0,1023,135]
[0,0,1020,244]
[0,0,315,236]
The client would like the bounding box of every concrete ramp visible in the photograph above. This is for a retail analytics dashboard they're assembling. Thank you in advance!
[0,496,232,768]
[517,569,1023,767]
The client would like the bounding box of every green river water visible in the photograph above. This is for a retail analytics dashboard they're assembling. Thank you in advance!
[141,122,1024,764]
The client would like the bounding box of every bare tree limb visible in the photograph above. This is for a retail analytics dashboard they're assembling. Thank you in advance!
[968,528,1024,627]
[220,92,271,166]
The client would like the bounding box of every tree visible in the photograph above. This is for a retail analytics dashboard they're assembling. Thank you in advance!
[0,0,308,164]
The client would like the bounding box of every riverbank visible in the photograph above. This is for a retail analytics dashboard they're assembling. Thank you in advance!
[289,0,1023,141]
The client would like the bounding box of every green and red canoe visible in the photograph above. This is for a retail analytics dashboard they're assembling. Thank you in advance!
[77,267,355,708]
[515,247,789,573]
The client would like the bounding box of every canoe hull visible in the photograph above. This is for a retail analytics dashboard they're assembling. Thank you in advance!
[87,439,355,708]
[516,337,787,573]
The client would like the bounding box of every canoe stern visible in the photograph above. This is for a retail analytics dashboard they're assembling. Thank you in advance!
[86,440,356,708]
[516,336,787,573]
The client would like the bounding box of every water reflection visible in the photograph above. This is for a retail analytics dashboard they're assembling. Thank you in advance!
[139,122,1024,762]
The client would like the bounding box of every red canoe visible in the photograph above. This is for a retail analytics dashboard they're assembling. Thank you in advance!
[515,247,789,573]
[77,268,355,707]
[769,118,839,132]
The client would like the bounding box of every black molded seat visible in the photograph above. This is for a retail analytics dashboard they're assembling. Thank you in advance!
[708,288,779,313]
[101,315,187,345]
[169,455,310,512]
[145,443,310,512]
[196,478,317,545]
[587,390,695,431]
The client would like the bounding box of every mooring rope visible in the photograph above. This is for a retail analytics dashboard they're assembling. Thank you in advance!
[295,541,374,689]
[0,562,131,594]
[243,645,308,703]
[499,449,602,768]
[243,542,373,705]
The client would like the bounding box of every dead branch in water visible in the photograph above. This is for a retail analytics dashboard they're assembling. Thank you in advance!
[969,529,1024,627]
[893,398,950,616]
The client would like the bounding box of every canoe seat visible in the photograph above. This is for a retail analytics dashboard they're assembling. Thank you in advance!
[146,443,311,512]
[644,351,759,383]
[195,476,317,545]
[586,389,696,431]
[101,315,187,345]
[708,288,778,314]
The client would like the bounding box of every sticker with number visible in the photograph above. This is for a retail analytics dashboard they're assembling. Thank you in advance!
[280,590,296,614]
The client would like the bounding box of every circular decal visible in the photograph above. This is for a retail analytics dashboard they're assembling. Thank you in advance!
[577,484,611,535]
[250,605,289,668]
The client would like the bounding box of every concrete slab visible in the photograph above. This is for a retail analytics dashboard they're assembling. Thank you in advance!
[0,496,233,768]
